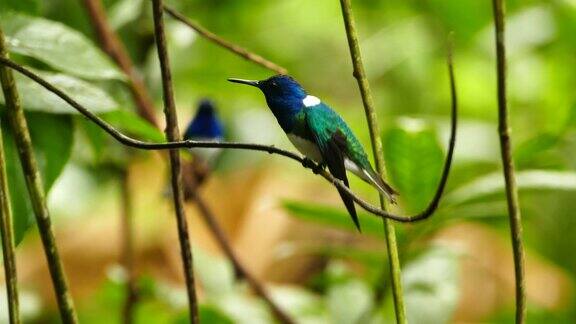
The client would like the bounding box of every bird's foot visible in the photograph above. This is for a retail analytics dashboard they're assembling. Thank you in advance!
[302,158,324,174]
[312,163,325,174]
[302,157,315,169]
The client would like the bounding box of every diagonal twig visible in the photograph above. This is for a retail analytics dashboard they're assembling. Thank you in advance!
[163,5,288,75]
[491,1,526,322]
[0,57,457,224]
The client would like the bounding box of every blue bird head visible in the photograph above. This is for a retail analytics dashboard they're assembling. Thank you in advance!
[228,75,308,130]
[229,75,306,98]
[184,98,224,140]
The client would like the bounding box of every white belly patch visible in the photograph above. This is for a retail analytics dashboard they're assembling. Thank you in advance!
[287,134,323,162]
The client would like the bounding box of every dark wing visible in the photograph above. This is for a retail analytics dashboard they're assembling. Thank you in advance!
[325,131,361,231]
[306,108,360,231]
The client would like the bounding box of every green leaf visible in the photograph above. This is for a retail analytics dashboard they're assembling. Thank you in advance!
[269,286,327,322]
[193,247,235,297]
[0,69,118,114]
[327,277,373,324]
[438,201,508,221]
[384,118,444,212]
[282,200,383,237]
[172,305,234,324]
[514,133,561,168]
[214,292,273,324]
[133,300,176,324]
[75,110,161,167]
[447,170,576,205]
[1,13,124,80]
[101,110,164,142]
[0,0,40,15]
[108,0,145,30]
[1,113,74,244]
[198,305,234,324]
[567,104,576,129]
[313,245,384,267]
[402,246,460,324]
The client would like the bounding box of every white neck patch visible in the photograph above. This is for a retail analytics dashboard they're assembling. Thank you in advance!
[303,95,321,107]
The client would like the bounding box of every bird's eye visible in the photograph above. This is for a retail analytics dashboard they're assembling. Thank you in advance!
[272,81,277,87]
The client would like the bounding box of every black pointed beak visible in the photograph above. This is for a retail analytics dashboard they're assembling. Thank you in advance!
[227,78,260,87]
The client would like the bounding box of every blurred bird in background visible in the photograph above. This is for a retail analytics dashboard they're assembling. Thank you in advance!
[180,98,224,199]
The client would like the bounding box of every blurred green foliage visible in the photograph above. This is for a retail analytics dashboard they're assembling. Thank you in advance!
[0,113,73,243]
[0,0,575,322]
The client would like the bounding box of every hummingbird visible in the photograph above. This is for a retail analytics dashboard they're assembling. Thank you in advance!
[180,99,224,197]
[228,75,397,230]
[184,98,224,165]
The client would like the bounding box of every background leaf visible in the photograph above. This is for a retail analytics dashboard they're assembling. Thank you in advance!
[198,305,235,324]
[401,246,460,324]
[283,200,383,237]
[0,0,41,15]
[101,110,164,142]
[447,170,576,205]
[0,12,124,80]
[270,287,327,322]
[193,248,235,297]
[384,118,444,212]
[0,69,119,114]
[213,293,273,324]
[1,112,74,244]
[327,278,373,324]
[108,0,145,30]
[514,133,563,168]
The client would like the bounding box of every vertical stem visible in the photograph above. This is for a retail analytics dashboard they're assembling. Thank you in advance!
[0,28,78,324]
[0,118,20,324]
[491,1,526,322]
[120,169,137,324]
[151,1,199,322]
[338,1,406,323]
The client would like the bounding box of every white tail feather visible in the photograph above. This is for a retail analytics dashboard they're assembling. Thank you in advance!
[361,169,397,203]
[344,158,397,203]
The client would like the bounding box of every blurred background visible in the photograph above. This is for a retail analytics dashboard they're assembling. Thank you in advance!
[1,0,576,323]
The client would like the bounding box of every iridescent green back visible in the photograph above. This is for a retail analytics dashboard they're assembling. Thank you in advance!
[305,103,371,169]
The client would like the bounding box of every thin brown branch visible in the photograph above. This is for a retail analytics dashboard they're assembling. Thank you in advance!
[151,0,199,322]
[0,29,78,324]
[163,5,288,75]
[491,1,526,322]
[0,57,458,224]
[0,118,20,323]
[81,0,158,127]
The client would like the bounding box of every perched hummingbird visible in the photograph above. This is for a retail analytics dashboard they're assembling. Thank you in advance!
[228,75,397,230]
